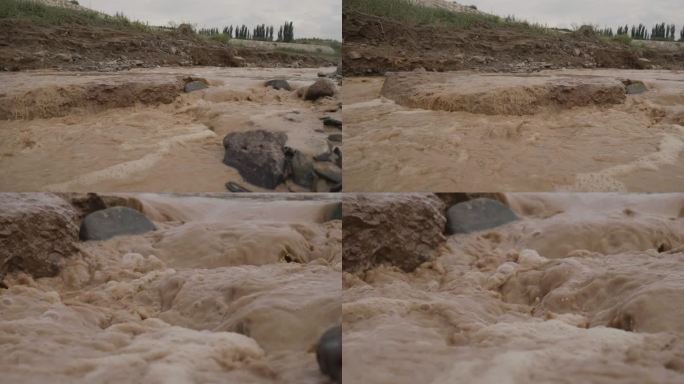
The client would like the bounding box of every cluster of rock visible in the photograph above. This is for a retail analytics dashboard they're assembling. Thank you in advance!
[222,78,341,192]
[341,194,521,274]
[0,193,156,287]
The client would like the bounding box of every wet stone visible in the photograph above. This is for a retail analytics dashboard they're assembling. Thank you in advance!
[446,198,519,235]
[316,325,342,383]
[625,81,648,95]
[223,130,288,190]
[265,79,292,91]
[290,150,315,188]
[314,162,342,184]
[184,80,209,93]
[79,206,156,241]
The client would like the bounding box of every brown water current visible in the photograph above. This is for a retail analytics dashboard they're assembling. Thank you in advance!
[343,69,684,192]
[0,193,341,383]
[343,193,684,383]
[0,67,340,192]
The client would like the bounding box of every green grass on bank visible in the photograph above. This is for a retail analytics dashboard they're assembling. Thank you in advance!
[0,0,154,32]
[344,0,551,34]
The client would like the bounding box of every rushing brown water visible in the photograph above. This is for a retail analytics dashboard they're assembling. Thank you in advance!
[343,193,684,383]
[0,193,341,383]
[343,69,684,192]
[0,67,339,192]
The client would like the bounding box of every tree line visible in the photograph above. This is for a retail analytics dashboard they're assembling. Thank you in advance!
[197,21,295,42]
[598,22,684,41]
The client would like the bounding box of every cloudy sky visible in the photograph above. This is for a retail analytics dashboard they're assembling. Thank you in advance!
[83,0,341,40]
[469,0,684,29]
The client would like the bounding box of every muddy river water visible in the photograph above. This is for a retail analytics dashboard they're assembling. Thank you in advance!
[0,67,339,192]
[343,193,684,383]
[0,193,341,383]
[343,69,684,192]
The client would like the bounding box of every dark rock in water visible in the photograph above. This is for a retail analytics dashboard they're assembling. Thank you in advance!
[625,81,648,95]
[314,162,342,184]
[265,79,292,91]
[305,78,337,101]
[328,134,342,143]
[184,80,209,93]
[321,116,342,128]
[316,325,342,383]
[225,182,251,193]
[0,281,7,289]
[79,207,156,241]
[325,203,342,221]
[1,194,79,281]
[223,130,288,189]
[290,150,315,188]
[446,198,518,235]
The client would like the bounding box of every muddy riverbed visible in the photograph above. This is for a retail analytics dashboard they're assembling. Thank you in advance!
[0,67,341,192]
[0,193,341,383]
[343,193,684,383]
[343,69,684,192]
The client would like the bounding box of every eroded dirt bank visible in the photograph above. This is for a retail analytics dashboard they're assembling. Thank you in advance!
[0,193,341,383]
[342,11,684,76]
[0,67,342,192]
[0,19,334,72]
[343,69,684,192]
[343,193,684,384]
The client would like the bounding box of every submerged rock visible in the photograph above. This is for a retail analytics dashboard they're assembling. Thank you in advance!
[625,81,648,95]
[79,206,156,241]
[446,198,518,235]
[305,78,337,101]
[265,79,292,91]
[0,193,79,282]
[223,130,288,189]
[316,325,342,383]
[184,80,209,93]
[343,194,446,273]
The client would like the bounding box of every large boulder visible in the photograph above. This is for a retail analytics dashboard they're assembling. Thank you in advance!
[446,198,519,235]
[343,194,446,273]
[0,193,79,282]
[79,206,156,241]
[223,130,288,189]
[316,325,342,383]
[305,78,337,101]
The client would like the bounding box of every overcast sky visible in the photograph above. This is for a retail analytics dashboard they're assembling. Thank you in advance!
[83,0,341,40]
[469,0,683,29]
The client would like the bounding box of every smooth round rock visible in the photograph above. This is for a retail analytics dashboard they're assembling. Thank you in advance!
[316,325,341,383]
[79,207,155,241]
[446,198,518,235]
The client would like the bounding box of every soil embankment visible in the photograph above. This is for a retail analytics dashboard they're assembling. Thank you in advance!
[342,10,684,75]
